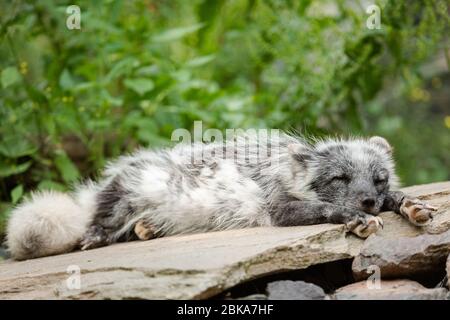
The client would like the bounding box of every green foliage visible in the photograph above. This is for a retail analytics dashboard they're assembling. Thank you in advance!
[10,184,23,205]
[0,0,449,237]
[1,66,21,88]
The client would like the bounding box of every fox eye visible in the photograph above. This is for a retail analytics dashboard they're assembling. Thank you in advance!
[374,177,387,185]
[332,174,350,183]
[374,170,388,185]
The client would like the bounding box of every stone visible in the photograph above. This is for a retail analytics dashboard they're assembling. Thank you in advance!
[352,229,450,281]
[374,181,450,239]
[352,181,450,281]
[266,280,326,300]
[0,181,449,300]
[400,181,450,235]
[0,223,357,299]
[333,279,448,300]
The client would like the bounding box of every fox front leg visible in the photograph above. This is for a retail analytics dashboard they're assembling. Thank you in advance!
[382,191,438,226]
[271,200,383,238]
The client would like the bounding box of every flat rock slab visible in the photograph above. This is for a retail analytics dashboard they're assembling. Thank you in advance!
[401,181,450,235]
[0,224,357,299]
[333,279,449,300]
[375,181,450,238]
[0,181,449,300]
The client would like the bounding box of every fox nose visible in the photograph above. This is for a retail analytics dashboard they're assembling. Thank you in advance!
[361,198,376,208]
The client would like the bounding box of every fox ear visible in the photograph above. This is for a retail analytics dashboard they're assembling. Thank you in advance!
[288,144,313,164]
[369,136,392,154]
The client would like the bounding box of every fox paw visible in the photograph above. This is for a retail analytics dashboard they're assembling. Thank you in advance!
[134,220,156,240]
[400,198,438,226]
[346,215,383,238]
[80,225,108,250]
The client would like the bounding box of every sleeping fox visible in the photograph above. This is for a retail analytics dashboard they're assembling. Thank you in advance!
[6,133,437,260]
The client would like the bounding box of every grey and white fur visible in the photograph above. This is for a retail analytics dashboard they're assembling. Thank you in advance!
[6,133,437,260]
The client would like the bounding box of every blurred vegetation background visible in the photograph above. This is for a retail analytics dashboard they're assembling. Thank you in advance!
[0,0,449,239]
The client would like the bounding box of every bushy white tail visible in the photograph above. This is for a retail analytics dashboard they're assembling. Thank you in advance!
[6,190,94,260]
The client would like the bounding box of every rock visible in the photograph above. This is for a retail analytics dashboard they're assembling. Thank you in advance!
[401,181,450,235]
[352,230,450,281]
[375,181,450,239]
[352,181,450,281]
[0,224,357,299]
[0,181,448,300]
[333,279,448,300]
[266,280,326,300]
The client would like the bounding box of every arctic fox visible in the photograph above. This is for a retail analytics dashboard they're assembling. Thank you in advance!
[6,133,437,260]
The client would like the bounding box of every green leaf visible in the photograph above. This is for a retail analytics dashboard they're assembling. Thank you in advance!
[0,161,32,177]
[59,69,75,90]
[152,23,204,42]
[137,129,170,147]
[54,152,80,183]
[100,89,123,107]
[37,180,66,192]
[0,137,37,158]
[1,66,21,88]
[124,78,155,96]
[42,116,57,137]
[105,57,138,81]
[11,184,23,204]
[72,82,97,92]
[135,118,158,130]
[136,65,159,77]
[185,55,216,67]
[0,202,13,236]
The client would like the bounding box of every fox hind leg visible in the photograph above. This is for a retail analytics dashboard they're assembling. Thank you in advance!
[79,225,109,250]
